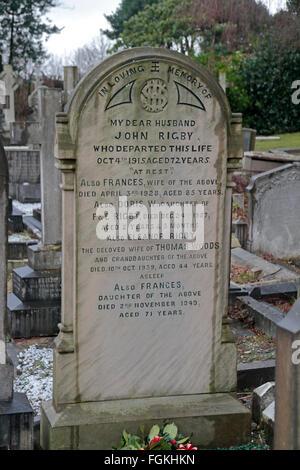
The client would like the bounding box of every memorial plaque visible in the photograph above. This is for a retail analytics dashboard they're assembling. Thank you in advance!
[41,48,250,450]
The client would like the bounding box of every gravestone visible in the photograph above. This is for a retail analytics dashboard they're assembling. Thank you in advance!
[28,85,62,246]
[247,163,300,258]
[232,220,247,248]
[0,139,33,450]
[4,147,40,200]
[27,66,79,249]
[0,80,6,138]
[40,48,250,450]
[243,150,300,173]
[0,65,21,126]
[0,80,5,105]
[274,298,300,449]
[63,66,79,105]
[242,128,256,152]
[6,85,62,338]
[0,140,11,387]
[7,68,79,339]
[270,148,300,157]
[10,121,40,147]
[219,71,226,92]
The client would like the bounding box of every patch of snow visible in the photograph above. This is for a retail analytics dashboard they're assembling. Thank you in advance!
[8,233,35,243]
[12,200,41,216]
[14,345,53,416]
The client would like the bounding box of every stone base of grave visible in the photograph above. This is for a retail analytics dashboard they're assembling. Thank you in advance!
[0,358,14,401]
[7,244,62,339]
[8,207,24,233]
[40,393,251,450]
[16,183,41,203]
[8,240,38,261]
[11,266,61,301]
[27,244,61,271]
[7,293,60,338]
[0,392,34,450]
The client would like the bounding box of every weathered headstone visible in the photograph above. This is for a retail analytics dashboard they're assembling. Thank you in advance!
[0,139,33,450]
[0,140,11,381]
[28,85,62,245]
[40,48,250,449]
[0,80,5,106]
[4,147,40,201]
[27,66,79,248]
[242,128,256,152]
[274,297,300,449]
[6,85,62,337]
[243,150,300,173]
[219,71,226,92]
[0,80,7,140]
[7,68,79,339]
[252,381,275,424]
[247,163,300,258]
[63,66,79,105]
[34,66,43,90]
[270,148,300,157]
[10,121,40,147]
[0,65,21,125]
[232,220,247,248]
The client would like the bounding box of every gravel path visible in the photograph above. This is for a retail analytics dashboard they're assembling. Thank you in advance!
[13,345,53,416]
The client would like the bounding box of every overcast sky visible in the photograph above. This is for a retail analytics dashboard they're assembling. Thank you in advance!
[46,0,121,55]
[45,0,286,56]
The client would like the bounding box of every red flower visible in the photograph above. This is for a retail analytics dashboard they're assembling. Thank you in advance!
[150,435,161,447]
[177,443,198,450]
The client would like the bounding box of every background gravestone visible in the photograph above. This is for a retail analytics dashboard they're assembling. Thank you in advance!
[0,65,21,141]
[242,128,256,152]
[0,139,33,450]
[247,163,300,258]
[243,150,300,174]
[7,68,79,339]
[0,139,11,388]
[29,85,62,246]
[5,148,40,201]
[40,48,250,450]
[0,80,5,136]
[6,85,63,339]
[274,297,300,450]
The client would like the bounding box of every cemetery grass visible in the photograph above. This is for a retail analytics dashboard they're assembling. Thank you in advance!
[255,132,300,152]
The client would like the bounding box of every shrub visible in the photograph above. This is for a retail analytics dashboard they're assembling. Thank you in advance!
[227,36,300,134]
